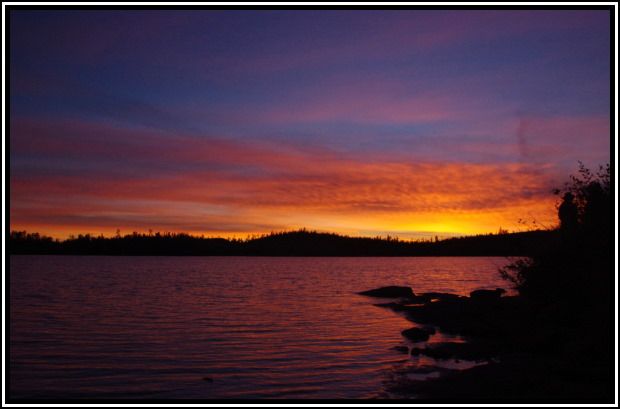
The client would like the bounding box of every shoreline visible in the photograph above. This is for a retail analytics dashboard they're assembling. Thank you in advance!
[360,286,614,402]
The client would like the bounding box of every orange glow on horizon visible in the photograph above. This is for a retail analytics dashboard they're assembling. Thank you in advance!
[10,191,559,242]
[10,119,562,241]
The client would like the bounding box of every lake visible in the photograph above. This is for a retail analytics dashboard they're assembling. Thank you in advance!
[9,255,514,400]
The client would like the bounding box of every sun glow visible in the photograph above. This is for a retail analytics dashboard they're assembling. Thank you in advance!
[8,10,608,240]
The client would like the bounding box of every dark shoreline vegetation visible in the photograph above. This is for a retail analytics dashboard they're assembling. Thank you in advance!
[9,228,557,257]
[362,163,613,401]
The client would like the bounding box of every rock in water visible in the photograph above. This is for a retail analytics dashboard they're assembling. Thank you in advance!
[420,292,463,301]
[401,327,431,342]
[359,286,414,298]
[470,288,506,301]
[410,347,424,356]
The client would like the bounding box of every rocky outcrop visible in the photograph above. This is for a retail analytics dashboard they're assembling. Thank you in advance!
[469,288,506,301]
[401,327,432,342]
[392,345,410,354]
[359,286,414,298]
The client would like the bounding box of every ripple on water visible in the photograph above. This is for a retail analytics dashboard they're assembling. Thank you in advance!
[10,255,511,399]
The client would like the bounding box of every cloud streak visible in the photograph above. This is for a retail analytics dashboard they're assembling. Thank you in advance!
[11,118,560,238]
[8,10,610,238]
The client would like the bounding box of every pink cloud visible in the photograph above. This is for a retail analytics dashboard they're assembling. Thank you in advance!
[11,124,560,238]
[515,115,610,163]
[15,114,603,239]
[10,117,328,174]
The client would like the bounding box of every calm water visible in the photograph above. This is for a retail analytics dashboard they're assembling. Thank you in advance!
[10,256,513,399]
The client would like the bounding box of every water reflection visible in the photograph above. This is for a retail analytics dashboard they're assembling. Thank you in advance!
[10,255,510,399]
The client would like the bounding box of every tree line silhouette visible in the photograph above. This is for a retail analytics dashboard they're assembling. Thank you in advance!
[9,228,557,257]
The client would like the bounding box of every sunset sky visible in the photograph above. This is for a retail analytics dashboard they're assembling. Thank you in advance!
[9,9,611,240]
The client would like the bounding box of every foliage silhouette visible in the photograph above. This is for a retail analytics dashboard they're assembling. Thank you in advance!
[500,162,612,304]
[494,163,613,400]
[9,228,557,257]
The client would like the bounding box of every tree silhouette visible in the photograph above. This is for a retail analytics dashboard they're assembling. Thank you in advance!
[501,162,611,305]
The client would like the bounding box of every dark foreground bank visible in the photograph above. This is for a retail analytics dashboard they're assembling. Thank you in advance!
[360,285,614,402]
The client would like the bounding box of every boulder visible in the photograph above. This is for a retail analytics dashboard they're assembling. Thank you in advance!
[373,302,408,310]
[420,292,463,301]
[359,286,414,298]
[392,345,410,354]
[410,347,425,356]
[404,295,431,304]
[470,288,506,301]
[373,297,428,311]
[401,327,431,342]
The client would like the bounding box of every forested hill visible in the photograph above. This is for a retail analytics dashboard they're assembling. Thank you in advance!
[9,229,558,257]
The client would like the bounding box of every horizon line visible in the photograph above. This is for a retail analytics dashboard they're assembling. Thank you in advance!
[8,226,551,243]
